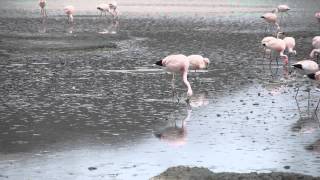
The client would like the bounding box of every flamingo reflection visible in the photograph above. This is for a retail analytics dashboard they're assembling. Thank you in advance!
[154,108,192,147]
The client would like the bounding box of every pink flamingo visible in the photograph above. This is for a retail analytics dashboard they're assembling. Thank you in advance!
[310,36,320,61]
[283,37,296,54]
[108,1,118,19]
[315,12,320,22]
[283,36,296,64]
[187,55,210,72]
[261,12,280,33]
[262,34,288,65]
[64,5,75,24]
[39,0,47,19]
[261,36,276,59]
[97,3,110,16]
[155,54,193,97]
[276,5,290,13]
[292,60,319,74]
[292,60,320,115]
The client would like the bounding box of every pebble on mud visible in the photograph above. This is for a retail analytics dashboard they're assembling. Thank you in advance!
[88,167,97,171]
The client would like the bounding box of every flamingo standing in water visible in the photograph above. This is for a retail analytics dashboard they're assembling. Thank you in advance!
[262,32,288,65]
[310,36,320,62]
[155,54,193,97]
[292,60,319,113]
[108,1,118,18]
[283,36,296,64]
[273,5,290,24]
[39,0,47,19]
[64,5,75,24]
[315,12,320,23]
[187,55,210,72]
[97,3,110,17]
[261,12,280,34]
[261,36,277,59]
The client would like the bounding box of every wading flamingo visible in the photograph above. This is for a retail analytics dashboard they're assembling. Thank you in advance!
[39,0,47,19]
[261,12,280,34]
[306,71,320,114]
[261,36,276,59]
[108,1,118,19]
[315,12,320,23]
[97,3,110,16]
[292,60,319,112]
[283,36,296,64]
[262,33,288,65]
[155,54,193,97]
[187,55,210,72]
[64,5,75,24]
[310,36,320,62]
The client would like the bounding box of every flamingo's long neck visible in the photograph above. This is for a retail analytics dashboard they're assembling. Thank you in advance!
[182,69,193,97]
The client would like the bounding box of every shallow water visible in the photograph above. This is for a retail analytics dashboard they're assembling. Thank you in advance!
[1,0,320,179]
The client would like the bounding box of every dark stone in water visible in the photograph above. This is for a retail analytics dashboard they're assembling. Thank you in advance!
[284,165,290,169]
[88,167,97,171]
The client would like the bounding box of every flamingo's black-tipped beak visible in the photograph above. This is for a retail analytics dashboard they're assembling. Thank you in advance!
[261,16,265,18]
[97,7,102,10]
[155,60,163,66]
[262,43,266,47]
[292,64,303,69]
[307,73,316,80]
[154,133,162,139]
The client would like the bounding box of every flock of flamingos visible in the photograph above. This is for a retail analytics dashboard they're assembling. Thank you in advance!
[37,1,320,112]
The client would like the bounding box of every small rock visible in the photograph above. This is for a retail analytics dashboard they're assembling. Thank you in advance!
[88,167,97,171]
[284,165,290,169]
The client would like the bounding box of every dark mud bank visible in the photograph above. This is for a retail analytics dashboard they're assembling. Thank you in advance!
[151,166,320,180]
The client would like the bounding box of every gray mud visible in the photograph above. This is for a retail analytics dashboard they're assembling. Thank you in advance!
[151,166,320,180]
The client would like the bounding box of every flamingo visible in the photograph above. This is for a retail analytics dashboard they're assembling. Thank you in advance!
[292,60,319,75]
[262,33,288,65]
[261,36,276,59]
[108,1,118,19]
[155,54,193,97]
[97,3,110,17]
[292,60,319,112]
[283,36,296,64]
[272,5,290,26]
[39,0,47,19]
[64,5,75,24]
[310,36,320,62]
[187,55,210,72]
[283,37,296,55]
[306,71,320,114]
[276,5,290,13]
[315,12,320,23]
[261,12,280,34]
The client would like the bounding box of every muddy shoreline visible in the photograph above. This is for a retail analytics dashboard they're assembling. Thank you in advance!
[151,166,320,180]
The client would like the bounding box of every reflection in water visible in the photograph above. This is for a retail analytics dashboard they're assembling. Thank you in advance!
[66,23,74,34]
[154,108,191,147]
[189,93,209,108]
[99,19,119,34]
[306,139,320,153]
[292,116,319,134]
[39,21,47,33]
